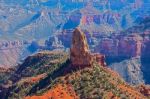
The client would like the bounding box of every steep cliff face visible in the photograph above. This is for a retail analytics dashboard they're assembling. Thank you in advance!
[109,58,144,85]
[70,28,93,67]
[94,33,150,84]
[0,40,30,67]
[95,34,143,58]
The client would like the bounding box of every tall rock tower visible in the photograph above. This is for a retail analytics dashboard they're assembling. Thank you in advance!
[70,28,93,67]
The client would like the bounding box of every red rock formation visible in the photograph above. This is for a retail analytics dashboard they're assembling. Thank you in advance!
[95,34,143,58]
[70,28,93,67]
[70,28,105,67]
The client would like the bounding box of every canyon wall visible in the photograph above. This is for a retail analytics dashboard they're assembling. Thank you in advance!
[0,40,30,68]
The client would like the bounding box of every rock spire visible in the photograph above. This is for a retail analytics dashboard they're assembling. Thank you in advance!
[70,28,93,67]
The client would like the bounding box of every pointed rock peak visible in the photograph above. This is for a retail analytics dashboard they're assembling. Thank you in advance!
[70,28,106,68]
[70,28,93,67]
[72,28,89,52]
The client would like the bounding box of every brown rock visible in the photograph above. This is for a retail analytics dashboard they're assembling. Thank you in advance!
[137,85,150,97]
[92,53,106,66]
[70,28,93,67]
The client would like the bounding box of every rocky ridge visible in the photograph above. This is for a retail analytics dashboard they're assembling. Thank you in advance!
[0,28,148,99]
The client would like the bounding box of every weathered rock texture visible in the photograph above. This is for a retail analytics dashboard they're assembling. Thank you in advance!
[0,40,29,67]
[95,34,143,58]
[109,57,144,84]
[70,28,106,67]
[70,28,93,67]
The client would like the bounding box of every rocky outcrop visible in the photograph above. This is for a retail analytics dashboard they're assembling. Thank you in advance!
[70,28,106,68]
[70,28,93,67]
[92,53,106,66]
[109,57,144,85]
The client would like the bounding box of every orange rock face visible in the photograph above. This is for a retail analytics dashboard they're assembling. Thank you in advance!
[25,84,79,99]
[70,28,93,67]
